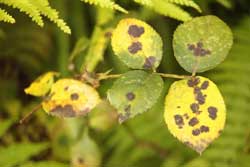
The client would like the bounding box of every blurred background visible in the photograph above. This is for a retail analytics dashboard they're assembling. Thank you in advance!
[0,0,250,167]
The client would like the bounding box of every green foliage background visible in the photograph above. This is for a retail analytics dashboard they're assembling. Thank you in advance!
[1,0,250,166]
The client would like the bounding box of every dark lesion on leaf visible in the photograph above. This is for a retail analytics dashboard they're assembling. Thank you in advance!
[187,41,211,57]
[187,77,200,87]
[200,125,209,133]
[201,81,209,90]
[188,117,199,126]
[190,103,199,114]
[192,128,201,136]
[118,105,132,123]
[128,41,142,54]
[208,106,218,120]
[174,114,184,129]
[71,93,79,100]
[128,25,145,37]
[143,56,156,69]
[183,113,189,119]
[126,92,135,101]
[50,104,76,117]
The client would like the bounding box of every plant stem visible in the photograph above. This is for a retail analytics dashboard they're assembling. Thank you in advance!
[123,123,169,158]
[157,73,191,79]
[98,74,121,80]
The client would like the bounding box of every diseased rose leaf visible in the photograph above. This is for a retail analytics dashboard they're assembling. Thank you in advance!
[173,15,233,73]
[164,76,226,154]
[111,18,163,70]
[24,71,59,97]
[107,70,163,123]
[42,79,100,117]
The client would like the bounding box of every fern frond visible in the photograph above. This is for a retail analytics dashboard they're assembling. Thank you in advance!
[0,0,44,26]
[29,0,71,34]
[0,8,15,23]
[166,0,202,13]
[81,0,128,13]
[134,0,192,21]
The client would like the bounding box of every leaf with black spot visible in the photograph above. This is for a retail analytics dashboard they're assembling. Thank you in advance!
[111,18,163,70]
[71,129,101,167]
[42,79,100,117]
[164,76,226,154]
[173,15,233,73]
[107,70,163,123]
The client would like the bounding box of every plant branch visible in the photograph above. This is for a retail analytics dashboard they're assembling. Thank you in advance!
[98,74,121,80]
[157,73,191,79]
[123,123,169,158]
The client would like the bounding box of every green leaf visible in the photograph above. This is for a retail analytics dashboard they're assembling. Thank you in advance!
[20,161,68,167]
[69,36,89,62]
[0,142,49,167]
[173,15,233,73]
[71,129,101,167]
[107,70,164,123]
[0,119,14,137]
[111,18,163,70]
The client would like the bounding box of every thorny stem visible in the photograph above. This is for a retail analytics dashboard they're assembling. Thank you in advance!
[123,123,169,158]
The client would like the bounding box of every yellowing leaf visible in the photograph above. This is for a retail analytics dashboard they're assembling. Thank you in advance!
[42,79,100,117]
[164,76,226,154]
[111,18,163,70]
[24,71,59,97]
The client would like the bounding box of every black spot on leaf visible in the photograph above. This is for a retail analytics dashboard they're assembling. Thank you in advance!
[128,25,145,37]
[200,125,209,132]
[71,93,79,100]
[201,81,209,90]
[192,129,201,136]
[183,113,189,119]
[126,92,135,101]
[143,56,156,69]
[208,106,218,120]
[174,114,184,128]
[187,41,211,57]
[196,92,206,105]
[189,117,199,126]
[50,104,76,117]
[124,105,131,112]
[190,103,199,113]
[128,41,142,54]
[187,77,200,87]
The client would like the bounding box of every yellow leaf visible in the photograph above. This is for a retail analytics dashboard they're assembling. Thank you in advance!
[24,71,59,97]
[42,79,100,117]
[111,18,163,69]
[164,76,226,154]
